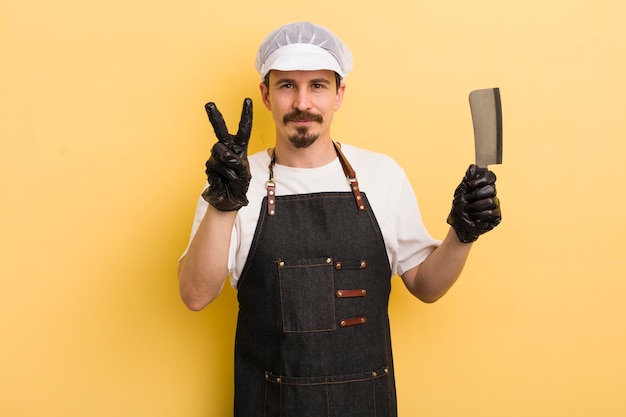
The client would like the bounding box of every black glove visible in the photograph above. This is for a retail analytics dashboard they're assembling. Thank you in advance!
[201,98,253,211]
[447,164,501,243]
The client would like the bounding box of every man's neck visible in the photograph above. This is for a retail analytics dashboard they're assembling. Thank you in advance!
[272,137,338,168]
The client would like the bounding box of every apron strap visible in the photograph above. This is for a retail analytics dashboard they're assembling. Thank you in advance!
[333,142,366,212]
[266,143,366,216]
[266,150,277,216]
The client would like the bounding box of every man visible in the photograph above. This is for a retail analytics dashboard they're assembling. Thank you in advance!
[178,21,501,417]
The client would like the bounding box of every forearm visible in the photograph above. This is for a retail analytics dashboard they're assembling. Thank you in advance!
[401,227,472,303]
[178,205,237,311]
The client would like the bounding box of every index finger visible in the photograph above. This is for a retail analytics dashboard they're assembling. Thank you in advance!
[469,169,497,188]
[236,98,253,141]
[205,102,230,142]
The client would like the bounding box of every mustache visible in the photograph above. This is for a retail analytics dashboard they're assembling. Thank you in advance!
[283,110,323,124]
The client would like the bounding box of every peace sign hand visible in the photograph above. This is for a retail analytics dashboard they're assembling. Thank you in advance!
[201,98,253,211]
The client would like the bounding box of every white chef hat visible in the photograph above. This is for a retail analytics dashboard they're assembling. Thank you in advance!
[255,21,353,82]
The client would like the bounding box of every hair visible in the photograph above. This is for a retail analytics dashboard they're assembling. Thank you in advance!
[263,71,342,93]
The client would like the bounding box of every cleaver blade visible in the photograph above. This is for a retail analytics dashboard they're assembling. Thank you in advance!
[469,88,503,169]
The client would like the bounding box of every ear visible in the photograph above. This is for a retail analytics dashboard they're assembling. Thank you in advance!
[334,83,346,111]
[259,81,271,110]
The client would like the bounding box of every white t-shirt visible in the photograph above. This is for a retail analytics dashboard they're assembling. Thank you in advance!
[183,144,440,288]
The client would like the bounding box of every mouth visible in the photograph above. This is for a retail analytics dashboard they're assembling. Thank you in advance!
[289,119,316,126]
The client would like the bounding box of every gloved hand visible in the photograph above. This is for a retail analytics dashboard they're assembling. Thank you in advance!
[447,164,501,243]
[201,98,253,211]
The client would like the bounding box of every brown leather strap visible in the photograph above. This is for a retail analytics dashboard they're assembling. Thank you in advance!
[266,149,276,216]
[333,142,366,211]
[266,181,276,216]
[266,142,366,215]
[339,316,367,327]
[336,289,367,298]
[334,259,367,270]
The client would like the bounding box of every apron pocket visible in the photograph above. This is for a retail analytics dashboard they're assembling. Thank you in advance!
[264,366,392,417]
[278,257,336,333]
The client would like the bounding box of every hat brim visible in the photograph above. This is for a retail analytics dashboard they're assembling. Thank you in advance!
[260,44,344,80]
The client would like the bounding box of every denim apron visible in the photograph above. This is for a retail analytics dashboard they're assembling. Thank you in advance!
[234,144,397,417]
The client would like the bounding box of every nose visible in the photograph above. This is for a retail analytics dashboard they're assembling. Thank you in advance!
[293,88,312,111]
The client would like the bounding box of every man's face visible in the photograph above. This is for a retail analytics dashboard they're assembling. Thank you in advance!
[260,70,345,149]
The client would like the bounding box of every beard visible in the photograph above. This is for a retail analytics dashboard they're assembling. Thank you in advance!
[288,127,319,148]
[283,110,323,149]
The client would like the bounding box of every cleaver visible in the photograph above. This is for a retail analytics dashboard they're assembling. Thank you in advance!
[469,88,503,170]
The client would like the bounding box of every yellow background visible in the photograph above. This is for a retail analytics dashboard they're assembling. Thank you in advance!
[2,0,625,416]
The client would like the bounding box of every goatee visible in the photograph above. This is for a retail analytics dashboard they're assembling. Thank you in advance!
[289,127,319,148]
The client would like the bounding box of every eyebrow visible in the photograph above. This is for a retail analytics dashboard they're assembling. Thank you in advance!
[273,77,332,86]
